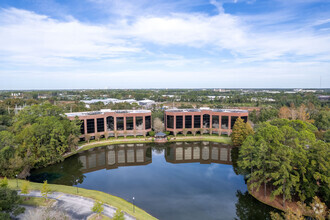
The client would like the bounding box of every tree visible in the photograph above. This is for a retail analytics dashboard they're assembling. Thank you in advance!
[41,180,52,201]
[112,208,125,220]
[238,119,328,208]
[0,187,25,218]
[0,177,8,188]
[95,133,101,141]
[21,181,30,195]
[192,129,197,136]
[324,130,330,142]
[182,128,188,136]
[85,134,91,143]
[279,106,291,119]
[104,131,109,140]
[231,118,254,146]
[153,118,164,133]
[114,130,118,139]
[91,200,104,218]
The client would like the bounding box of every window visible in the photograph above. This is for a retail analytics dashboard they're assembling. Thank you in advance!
[126,117,133,130]
[241,116,248,123]
[176,116,183,129]
[194,115,201,128]
[167,115,174,129]
[106,116,114,131]
[116,117,124,131]
[145,116,151,129]
[80,120,85,134]
[185,115,192,128]
[87,119,95,133]
[136,116,143,130]
[212,115,219,128]
[231,116,238,129]
[97,118,104,132]
[203,114,210,128]
[221,116,228,129]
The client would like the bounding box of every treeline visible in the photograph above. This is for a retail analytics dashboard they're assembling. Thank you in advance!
[237,119,329,209]
[0,103,81,177]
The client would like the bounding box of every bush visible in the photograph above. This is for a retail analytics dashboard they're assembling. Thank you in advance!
[21,181,30,194]
[148,131,155,137]
[112,209,125,220]
[0,177,8,188]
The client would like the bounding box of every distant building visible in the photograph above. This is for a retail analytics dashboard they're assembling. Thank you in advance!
[318,95,330,101]
[138,100,156,108]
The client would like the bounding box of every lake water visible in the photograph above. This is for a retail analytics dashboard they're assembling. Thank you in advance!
[29,142,277,220]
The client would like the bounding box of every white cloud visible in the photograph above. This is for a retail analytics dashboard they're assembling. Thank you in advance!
[0,2,330,88]
[0,8,140,66]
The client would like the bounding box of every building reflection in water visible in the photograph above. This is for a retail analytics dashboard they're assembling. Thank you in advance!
[165,142,232,165]
[78,142,232,173]
[78,144,152,174]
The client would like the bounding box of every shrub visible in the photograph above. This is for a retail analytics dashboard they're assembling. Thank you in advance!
[21,181,30,195]
[0,177,8,188]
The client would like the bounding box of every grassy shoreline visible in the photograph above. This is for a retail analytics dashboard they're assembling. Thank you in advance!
[8,179,156,220]
[66,135,232,157]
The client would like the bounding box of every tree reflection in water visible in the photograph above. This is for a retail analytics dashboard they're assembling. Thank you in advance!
[235,190,280,220]
[28,155,85,185]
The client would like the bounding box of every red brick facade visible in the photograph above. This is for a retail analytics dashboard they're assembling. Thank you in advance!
[165,108,248,136]
[66,110,152,138]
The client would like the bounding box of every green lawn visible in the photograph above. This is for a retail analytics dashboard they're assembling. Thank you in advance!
[20,196,55,207]
[7,179,157,220]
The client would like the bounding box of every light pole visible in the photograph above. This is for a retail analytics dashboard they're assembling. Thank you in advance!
[133,197,135,213]
[75,179,79,194]
[16,175,18,188]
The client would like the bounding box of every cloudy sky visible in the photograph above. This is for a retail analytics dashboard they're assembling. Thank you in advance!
[0,0,330,89]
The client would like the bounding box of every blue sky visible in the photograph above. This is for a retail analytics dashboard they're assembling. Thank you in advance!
[0,0,330,89]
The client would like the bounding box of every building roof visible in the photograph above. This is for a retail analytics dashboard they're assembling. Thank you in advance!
[165,108,248,113]
[65,109,151,117]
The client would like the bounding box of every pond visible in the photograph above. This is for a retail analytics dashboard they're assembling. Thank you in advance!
[29,142,277,220]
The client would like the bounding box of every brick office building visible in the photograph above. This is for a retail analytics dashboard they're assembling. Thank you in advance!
[164,108,248,136]
[65,109,152,138]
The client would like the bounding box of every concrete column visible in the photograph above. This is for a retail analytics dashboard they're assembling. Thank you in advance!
[219,115,222,135]
[183,115,185,129]
[124,116,127,131]
[94,118,97,134]
[174,115,177,130]
[192,115,194,129]
[104,117,107,132]
[114,117,117,131]
[133,116,136,130]
[228,116,232,136]
[143,116,146,130]
[84,119,87,135]
[210,114,213,129]
[200,115,203,129]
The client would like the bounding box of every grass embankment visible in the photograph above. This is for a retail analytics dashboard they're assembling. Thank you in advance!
[69,135,232,156]
[169,135,232,144]
[247,184,313,217]
[21,196,55,207]
[8,179,157,220]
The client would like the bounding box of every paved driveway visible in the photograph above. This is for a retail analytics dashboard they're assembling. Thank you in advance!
[18,191,135,220]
